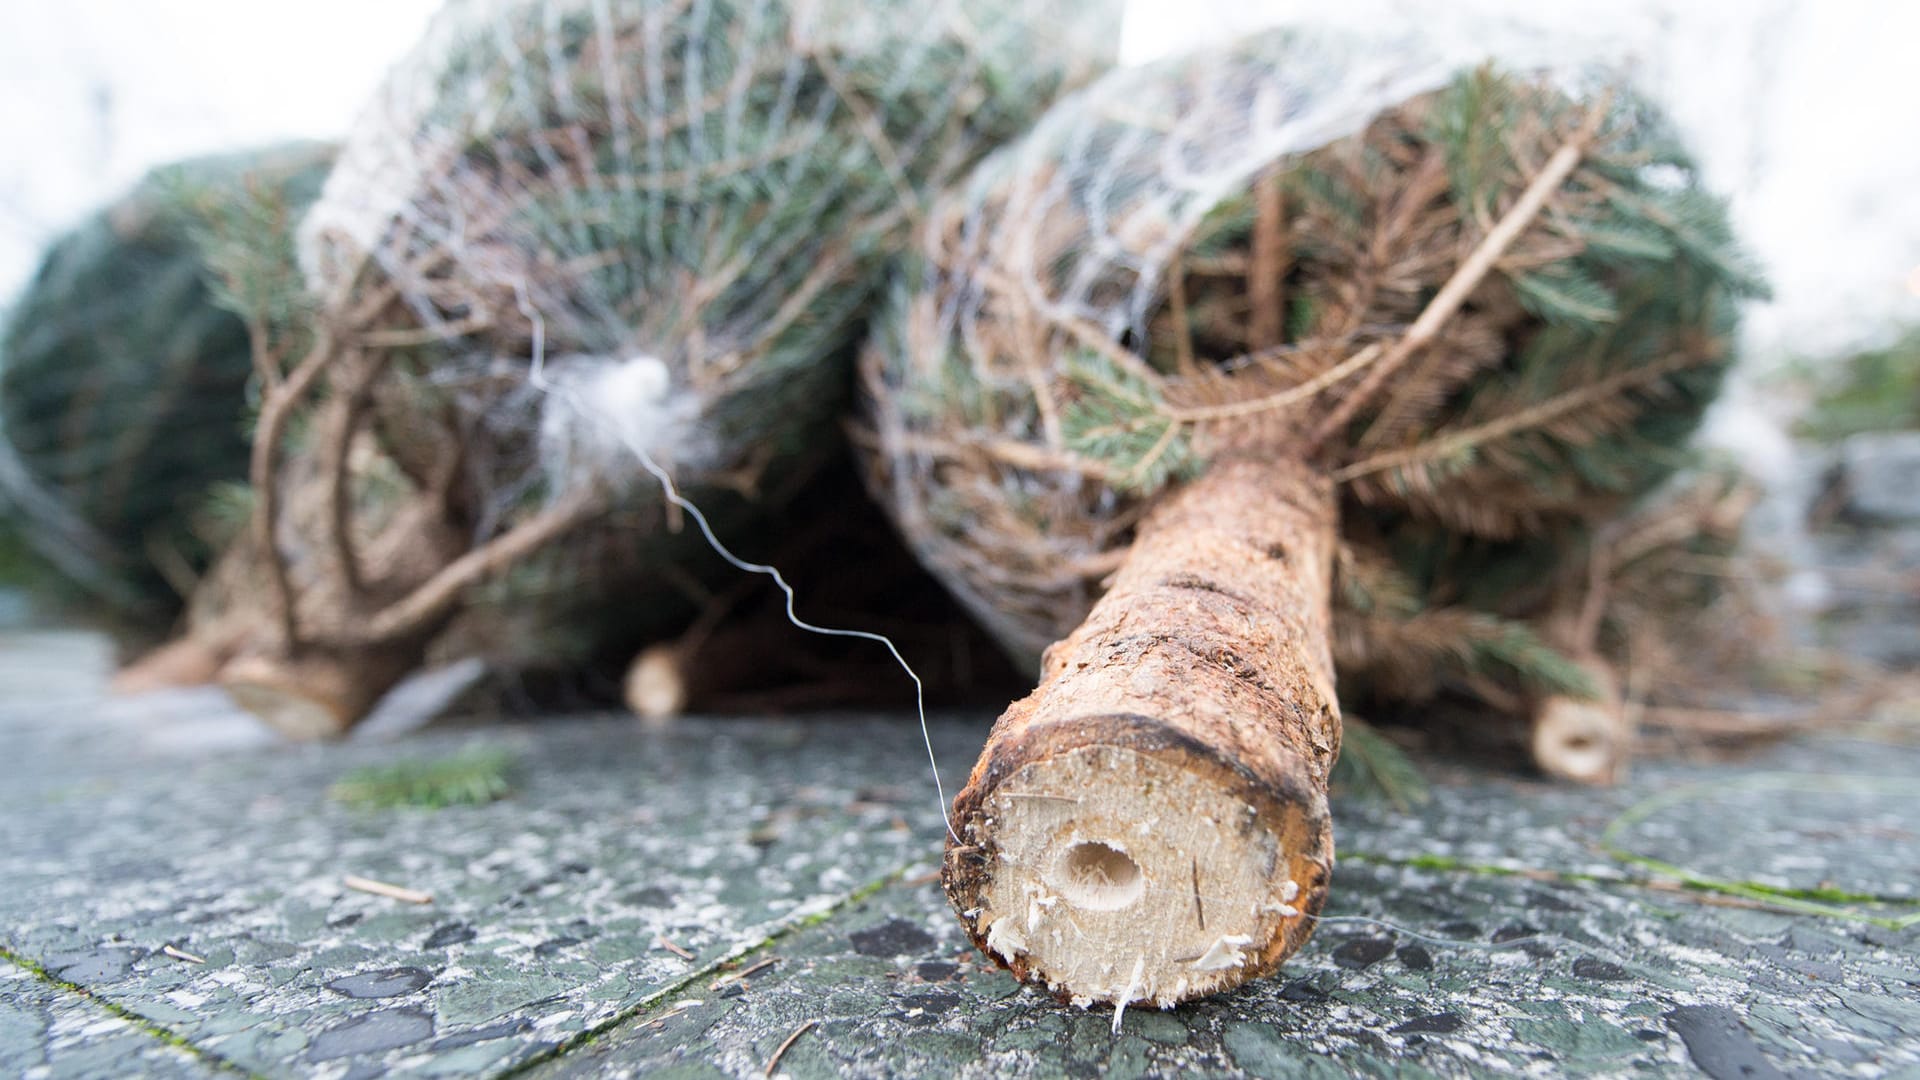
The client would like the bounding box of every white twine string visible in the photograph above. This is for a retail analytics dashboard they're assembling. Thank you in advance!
[512,281,959,844]
[1301,912,1547,951]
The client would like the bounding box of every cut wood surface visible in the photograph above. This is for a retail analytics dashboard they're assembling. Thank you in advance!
[945,458,1339,1005]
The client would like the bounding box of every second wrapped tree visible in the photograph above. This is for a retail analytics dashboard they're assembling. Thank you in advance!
[862,31,1765,1008]
[183,0,1118,736]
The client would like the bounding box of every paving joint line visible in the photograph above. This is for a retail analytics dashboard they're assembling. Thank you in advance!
[487,856,923,1079]
[0,943,267,1079]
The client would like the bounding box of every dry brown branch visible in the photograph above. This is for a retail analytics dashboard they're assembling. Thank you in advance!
[1248,174,1287,350]
[1333,345,1720,483]
[342,874,432,904]
[318,349,397,597]
[1163,343,1383,424]
[352,314,491,348]
[314,489,601,648]
[764,1019,818,1078]
[1305,104,1609,453]
[249,328,337,650]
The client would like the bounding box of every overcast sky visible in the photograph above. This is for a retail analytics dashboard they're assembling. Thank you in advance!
[2,0,1916,366]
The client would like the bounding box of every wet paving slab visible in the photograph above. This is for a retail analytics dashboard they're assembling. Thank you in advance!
[0,962,224,1079]
[527,853,1920,1078]
[0,633,980,1078]
[1335,735,1920,913]
[3,629,1918,1077]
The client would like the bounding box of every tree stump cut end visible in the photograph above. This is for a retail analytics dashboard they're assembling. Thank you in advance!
[945,715,1333,1007]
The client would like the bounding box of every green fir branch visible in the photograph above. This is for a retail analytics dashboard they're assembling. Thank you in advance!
[1059,349,1198,495]
[1331,716,1430,810]
[330,747,517,810]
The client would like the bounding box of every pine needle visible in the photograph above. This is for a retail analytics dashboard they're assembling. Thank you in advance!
[1332,717,1429,810]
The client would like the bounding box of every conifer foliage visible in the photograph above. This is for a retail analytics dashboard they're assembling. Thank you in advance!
[861,30,1765,1005]
[181,0,1119,736]
[0,144,334,639]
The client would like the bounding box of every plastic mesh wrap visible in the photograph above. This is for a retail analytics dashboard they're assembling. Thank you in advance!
[0,144,334,633]
[203,0,1122,728]
[862,27,1764,695]
[297,0,1118,487]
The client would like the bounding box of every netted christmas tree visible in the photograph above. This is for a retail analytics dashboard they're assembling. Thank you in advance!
[174,0,1120,737]
[860,29,1766,1008]
[0,143,334,646]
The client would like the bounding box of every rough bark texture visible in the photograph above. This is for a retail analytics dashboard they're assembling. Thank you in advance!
[209,495,471,740]
[943,456,1341,1007]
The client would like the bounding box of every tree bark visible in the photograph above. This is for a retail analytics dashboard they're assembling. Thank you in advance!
[219,646,431,740]
[943,456,1341,1008]
[213,494,469,740]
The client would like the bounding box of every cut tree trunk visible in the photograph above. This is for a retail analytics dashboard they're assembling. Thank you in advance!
[1531,654,1627,784]
[110,637,230,695]
[220,646,432,740]
[943,456,1341,1008]
[211,494,476,740]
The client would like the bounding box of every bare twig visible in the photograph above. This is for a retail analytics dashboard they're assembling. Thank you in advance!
[1333,346,1719,484]
[318,349,395,597]
[1163,343,1382,424]
[655,935,696,960]
[352,314,490,348]
[249,329,338,650]
[711,955,780,990]
[1248,173,1287,350]
[162,944,206,965]
[315,489,601,647]
[887,431,1116,481]
[1168,256,1198,377]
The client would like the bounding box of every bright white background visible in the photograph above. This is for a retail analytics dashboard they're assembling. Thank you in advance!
[2,0,1916,366]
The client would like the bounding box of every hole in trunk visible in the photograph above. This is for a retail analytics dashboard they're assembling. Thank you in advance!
[1054,841,1145,911]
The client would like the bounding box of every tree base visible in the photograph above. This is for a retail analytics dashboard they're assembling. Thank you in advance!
[111,638,228,695]
[624,643,688,727]
[219,648,418,741]
[1531,657,1626,784]
[947,716,1330,1008]
[943,457,1341,1006]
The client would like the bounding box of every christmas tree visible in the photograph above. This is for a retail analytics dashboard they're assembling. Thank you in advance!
[861,30,1765,1007]
[0,143,333,647]
[177,0,1120,737]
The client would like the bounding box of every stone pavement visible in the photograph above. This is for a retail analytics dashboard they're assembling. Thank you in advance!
[2,628,1917,1079]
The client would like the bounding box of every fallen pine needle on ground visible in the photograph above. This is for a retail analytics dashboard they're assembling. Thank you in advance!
[343,875,433,904]
[765,1019,819,1077]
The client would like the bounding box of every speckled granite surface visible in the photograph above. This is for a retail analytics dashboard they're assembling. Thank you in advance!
[2,628,1916,1078]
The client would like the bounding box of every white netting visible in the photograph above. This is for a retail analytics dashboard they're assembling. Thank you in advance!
[215,0,1124,707]
[297,0,1121,504]
[862,26,1759,673]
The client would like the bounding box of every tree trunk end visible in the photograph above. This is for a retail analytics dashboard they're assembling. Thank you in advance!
[944,457,1341,1006]
[1531,657,1627,785]
[111,637,231,695]
[624,643,690,728]
[218,650,418,741]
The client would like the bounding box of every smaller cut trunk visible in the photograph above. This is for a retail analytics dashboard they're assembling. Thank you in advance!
[111,637,231,695]
[1531,654,1627,784]
[943,456,1341,1008]
[220,644,433,740]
